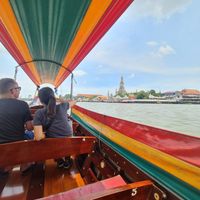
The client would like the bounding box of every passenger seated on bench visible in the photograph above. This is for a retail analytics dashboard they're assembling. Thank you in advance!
[0,78,34,174]
[0,78,33,144]
[33,87,76,169]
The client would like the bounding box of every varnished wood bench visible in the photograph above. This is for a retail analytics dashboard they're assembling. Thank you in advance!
[0,137,96,167]
[0,137,96,200]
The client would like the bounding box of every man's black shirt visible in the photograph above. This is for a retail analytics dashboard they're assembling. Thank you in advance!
[0,98,32,143]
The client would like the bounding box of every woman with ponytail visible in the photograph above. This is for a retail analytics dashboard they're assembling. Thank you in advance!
[33,87,75,169]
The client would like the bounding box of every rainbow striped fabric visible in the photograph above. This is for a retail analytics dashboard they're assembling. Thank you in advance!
[0,0,133,87]
[72,105,200,199]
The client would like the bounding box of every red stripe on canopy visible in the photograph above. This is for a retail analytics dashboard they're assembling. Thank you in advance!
[55,0,133,87]
[0,20,40,85]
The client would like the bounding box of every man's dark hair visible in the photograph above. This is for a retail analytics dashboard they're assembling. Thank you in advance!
[0,78,16,94]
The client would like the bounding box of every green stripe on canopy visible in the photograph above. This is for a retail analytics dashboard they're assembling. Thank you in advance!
[10,0,91,83]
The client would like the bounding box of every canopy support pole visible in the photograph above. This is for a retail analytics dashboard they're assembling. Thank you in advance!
[34,85,40,98]
[70,73,74,100]
[14,66,19,81]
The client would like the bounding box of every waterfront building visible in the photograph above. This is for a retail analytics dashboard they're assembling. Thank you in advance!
[181,89,200,97]
[76,94,101,101]
[179,89,200,103]
[128,94,136,100]
[149,94,164,100]
[161,89,200,103]
[162,91,180,99]
[93,95,108,102]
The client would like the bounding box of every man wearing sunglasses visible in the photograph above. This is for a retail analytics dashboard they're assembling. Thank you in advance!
[0,78,33,144]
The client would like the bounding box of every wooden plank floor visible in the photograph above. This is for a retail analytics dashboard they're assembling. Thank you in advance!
[0,166,31,200]
[0,159,85,200]
[44,158,85,197]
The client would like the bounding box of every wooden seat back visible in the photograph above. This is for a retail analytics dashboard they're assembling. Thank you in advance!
[82,180,153,200]
[38,177,153,200]
[0,137,96,167]
[30,105,44,116]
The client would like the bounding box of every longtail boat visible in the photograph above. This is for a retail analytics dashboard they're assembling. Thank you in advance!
[0,1,199,199]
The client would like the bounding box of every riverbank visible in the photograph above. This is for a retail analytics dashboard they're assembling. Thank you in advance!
[77,99,200,104]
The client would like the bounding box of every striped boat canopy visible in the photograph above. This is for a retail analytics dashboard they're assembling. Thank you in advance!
[0,0,133,87]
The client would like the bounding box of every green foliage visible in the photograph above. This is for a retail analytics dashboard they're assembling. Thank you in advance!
[149,89,162,97]
[59,94,72,100]
[136,90,149,99]
[149,89,156,96]
[64,94,71,99]
[127,89,162,99]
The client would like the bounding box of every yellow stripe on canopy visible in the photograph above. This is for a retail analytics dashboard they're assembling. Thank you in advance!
[0,0,41,85]
[54,0,112,86]
[73,108,200,190]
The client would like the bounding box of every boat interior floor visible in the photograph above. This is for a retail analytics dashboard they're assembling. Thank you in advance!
[0,158,85,200]
[0,160,154,200]
[0,138,157,200]
[44,159,85,197]
[0,137,96,199]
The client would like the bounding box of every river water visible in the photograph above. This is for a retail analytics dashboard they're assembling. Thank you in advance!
[77,102,200,138]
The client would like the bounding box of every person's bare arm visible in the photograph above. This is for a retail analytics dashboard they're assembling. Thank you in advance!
[34,125,45,141]
[59,97,76,108]
[68,100,76,108]
[25,120,33,131]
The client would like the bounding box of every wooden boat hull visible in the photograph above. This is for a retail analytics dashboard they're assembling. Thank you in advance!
[0,105,199,200]
[72,105,200,200]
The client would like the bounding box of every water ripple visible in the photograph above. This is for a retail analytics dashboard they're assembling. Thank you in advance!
[77,102,200,138]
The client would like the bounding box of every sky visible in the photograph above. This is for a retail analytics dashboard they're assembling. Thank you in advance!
[0,0,200,97]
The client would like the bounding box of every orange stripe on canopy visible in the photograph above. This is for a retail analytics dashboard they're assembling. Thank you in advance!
[54,0,133,87]
[0,0,41,85]
[54,0,112,86]
[0,0,133,86]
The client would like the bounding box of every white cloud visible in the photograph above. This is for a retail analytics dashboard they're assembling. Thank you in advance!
[126,0,192,22]
[86,38,200,78]
[151,44,176,58]
[73,69,87,77]
[86,39,168,74]
[147,41,158,46]
[159,45,175,56]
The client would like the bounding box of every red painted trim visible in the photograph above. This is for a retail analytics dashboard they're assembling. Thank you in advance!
[56,0,134,87]
[39,175,126,200]
[73,105,200,167]
[0,20,40,85]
